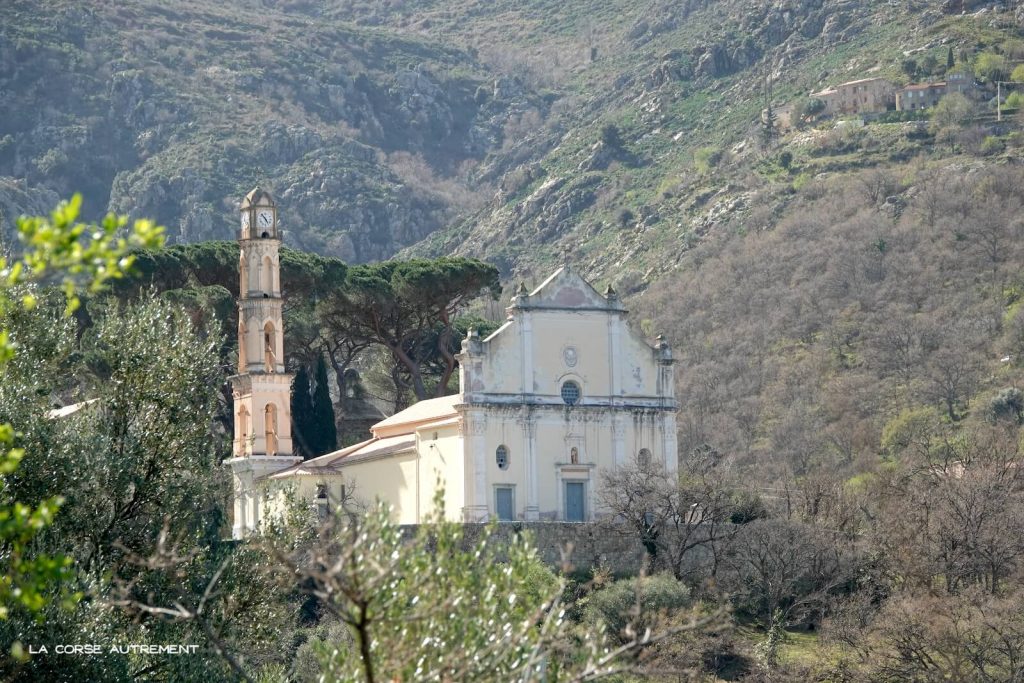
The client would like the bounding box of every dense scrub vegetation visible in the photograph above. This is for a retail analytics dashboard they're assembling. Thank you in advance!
[639,163,1024,479]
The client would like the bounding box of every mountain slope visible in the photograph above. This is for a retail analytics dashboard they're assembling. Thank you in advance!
[0,0,546,260]
[397,0,1023,286]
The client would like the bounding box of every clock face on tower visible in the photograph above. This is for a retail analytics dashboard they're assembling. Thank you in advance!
[257,210,274,230]
[240,212,250,230]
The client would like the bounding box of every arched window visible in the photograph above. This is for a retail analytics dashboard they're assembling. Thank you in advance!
[261,255,274,294]
[237,321,248,372]
[638,448,652,467]
[265,403,278,455]
[496,445,510,470]
[237,405,249,446]
[560,380,581,406]
[264,322,276,372]
[239,253,248,295]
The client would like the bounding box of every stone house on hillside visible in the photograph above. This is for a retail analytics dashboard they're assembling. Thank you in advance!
[811,77,895,116]
[896,82,948,110]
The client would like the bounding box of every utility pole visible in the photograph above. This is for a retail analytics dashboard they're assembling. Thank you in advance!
[761,62,776,146]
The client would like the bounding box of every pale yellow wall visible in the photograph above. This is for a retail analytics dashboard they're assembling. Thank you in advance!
[459,269,678,522]
[531,310,612,397]
[476,409,667,520]
[260,459,418,524]
[481,416,528,519]
[261,476,318,522]
[340,452,418,523]
[478,321,519,393]
[414,423,464,521]
[619,328,657,395]
[477,308,660,402]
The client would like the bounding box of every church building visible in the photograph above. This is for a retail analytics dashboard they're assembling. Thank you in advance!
[226,189,678,536]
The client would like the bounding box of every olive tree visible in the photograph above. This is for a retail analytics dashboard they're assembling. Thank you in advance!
[265,492,718,683]
[0,195,161,647]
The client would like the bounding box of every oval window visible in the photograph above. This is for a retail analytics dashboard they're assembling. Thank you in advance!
[496,445,510,470]
[560,380,581,406]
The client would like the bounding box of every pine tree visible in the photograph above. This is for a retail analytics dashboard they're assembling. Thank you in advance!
[291,364,315,458]
[312,353,338,456]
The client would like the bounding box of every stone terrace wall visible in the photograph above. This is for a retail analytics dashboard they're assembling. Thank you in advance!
[400,522,667,576]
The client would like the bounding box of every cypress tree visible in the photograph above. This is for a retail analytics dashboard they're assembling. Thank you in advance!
[291,364,315,459]
[312,353,338,456]
[947,46,955,71]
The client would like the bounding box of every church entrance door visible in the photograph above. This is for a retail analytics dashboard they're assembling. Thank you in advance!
[565,481,585,522]
[495,487,514,521]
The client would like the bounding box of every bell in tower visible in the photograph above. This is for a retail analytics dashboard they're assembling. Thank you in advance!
[226,187,301,540]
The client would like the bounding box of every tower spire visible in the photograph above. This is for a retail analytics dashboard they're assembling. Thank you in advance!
[227,187,301,539]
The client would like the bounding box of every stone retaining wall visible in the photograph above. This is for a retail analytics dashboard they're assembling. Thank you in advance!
[400,522,659,576]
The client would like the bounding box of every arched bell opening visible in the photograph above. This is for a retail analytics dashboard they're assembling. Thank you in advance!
[265,403,278,455]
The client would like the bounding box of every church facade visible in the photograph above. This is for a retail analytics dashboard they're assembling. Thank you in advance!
[226,190,679,535]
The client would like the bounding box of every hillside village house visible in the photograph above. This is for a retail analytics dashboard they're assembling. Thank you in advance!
[896,73,976,110]
[810,77,895,116]
[896,82,948,110]
[226,189,679,538]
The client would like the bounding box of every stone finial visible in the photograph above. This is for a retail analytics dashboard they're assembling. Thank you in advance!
[656,334,673,363]
[461,326,484,355]
[509,281,530,310]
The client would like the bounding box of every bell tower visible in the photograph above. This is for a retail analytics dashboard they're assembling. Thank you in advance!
[226,187,301,539]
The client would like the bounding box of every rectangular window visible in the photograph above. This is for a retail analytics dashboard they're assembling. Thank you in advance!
[565,481,585,522]
[495,486,515,521]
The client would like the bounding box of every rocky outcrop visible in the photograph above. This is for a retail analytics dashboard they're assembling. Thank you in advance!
[0,2,541,261]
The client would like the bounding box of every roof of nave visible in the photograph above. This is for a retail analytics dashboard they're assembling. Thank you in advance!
[265,395,462,480]
[332,434,417,466]
[371,393,462,438]
[265,434,417,479]
[265,436,375,479]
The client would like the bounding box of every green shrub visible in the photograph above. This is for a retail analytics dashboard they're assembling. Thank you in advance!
[988,387,1024,424]
[601,123,623,149]
[694,146,721,174]
[584,574,691,643]
[1006,91,1024,110]
[974,52,1009,82]
[980,136,1005,156]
